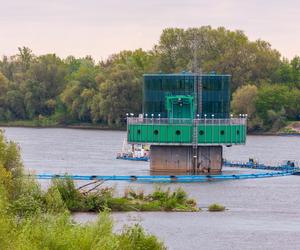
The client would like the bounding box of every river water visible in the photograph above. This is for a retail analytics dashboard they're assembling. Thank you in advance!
[1,127,300,250]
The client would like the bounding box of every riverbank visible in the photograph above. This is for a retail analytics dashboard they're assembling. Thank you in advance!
[2,120,300,136]
[0,120,126,131]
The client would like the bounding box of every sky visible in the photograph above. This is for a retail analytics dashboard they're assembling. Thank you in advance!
[0,0,299,61]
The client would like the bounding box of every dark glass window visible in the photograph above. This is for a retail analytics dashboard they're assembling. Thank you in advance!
[143,74,230,119]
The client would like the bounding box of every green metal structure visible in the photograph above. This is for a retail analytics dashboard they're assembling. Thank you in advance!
[127,72,246,146]
[127,72,246,173]
[127,118,246,145]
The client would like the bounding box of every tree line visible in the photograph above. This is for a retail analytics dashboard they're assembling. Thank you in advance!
[0,26,299,131]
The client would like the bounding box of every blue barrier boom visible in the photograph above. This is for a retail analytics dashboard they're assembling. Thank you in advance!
[34,170,295,183]
[33,160,299,183]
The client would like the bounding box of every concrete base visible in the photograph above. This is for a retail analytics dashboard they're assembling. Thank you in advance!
[150,145,223,174]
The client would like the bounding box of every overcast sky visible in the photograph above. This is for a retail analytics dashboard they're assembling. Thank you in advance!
[1,0,299,61]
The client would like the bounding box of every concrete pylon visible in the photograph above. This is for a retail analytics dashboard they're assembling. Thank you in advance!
[150,145,223,174]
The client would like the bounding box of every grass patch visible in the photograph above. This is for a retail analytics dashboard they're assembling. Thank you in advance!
[208,203,226,212]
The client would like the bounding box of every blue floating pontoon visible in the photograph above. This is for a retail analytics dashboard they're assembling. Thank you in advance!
[116,155,149,162]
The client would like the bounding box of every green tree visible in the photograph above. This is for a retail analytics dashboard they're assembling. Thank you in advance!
[97,68,142,126]
[60,59,98,122]
[0,73,9,120]
[155,26,281,91]
[6,89,26,119]
[291,56,300,86]
[232,85,258,117]
[254,84,300,129]
[17,46,34,72]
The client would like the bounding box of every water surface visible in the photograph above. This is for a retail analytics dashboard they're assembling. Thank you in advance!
[2,127,300,250]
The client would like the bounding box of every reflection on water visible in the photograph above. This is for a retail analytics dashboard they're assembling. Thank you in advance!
[1,127,300,250]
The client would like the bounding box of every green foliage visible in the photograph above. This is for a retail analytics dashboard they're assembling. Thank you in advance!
[256,84,290,118]
[208,203,226,212]
[0,207,165,250]
[232,85,258,118]
[155,27,281,91]
[118,224,165,250]
[44,185,67,213]
[148,186,198,212]
[0,130,25,200]
[9,192,43,217]
[254,84,300,130]
[50,178,84,211]
[231,85,263,131]
[49,179,198,212]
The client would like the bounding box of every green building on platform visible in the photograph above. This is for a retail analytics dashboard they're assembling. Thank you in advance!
[127,72,247,173]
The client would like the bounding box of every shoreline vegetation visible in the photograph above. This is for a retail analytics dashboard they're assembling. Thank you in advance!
[1,119,300,135]
[49,178,200,212]
[0,119,126,130]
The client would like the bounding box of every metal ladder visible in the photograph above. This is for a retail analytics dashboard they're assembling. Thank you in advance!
[198,72,202,115]
[192,74,199,174]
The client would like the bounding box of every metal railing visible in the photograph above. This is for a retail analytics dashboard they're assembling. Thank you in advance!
[127,117,247,125]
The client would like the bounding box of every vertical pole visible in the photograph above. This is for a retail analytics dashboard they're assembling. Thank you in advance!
[245,114,248,144]
[219,118,220,144]
[192,74,198,174]
[152,114,154,143]
[230,114,232,145]
[204,114,207,144]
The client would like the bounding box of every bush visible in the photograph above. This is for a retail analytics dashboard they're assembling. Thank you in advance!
[44,186,67,214]
[9,178,44,217]
[208,203,225,212]
[0,131,24,200]
[118,224,165,250]
[50,178,84,211]
[84,190,113,212]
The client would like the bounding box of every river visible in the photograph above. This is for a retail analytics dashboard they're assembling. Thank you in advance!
[1,127,300,250]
